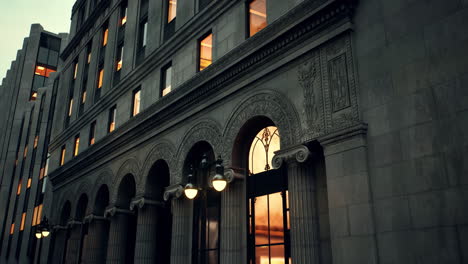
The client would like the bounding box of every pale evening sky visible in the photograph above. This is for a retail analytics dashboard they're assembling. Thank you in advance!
[0,0,76,85]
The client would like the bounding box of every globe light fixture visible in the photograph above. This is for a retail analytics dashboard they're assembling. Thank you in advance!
[211,158,227,192]
[184,166,199,199]
[35,216,51,239]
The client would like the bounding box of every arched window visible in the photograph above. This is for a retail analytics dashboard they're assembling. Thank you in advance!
[248,126,291,264]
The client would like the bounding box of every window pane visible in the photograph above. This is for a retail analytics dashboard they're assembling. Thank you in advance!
[48,50,59,67]
[199,33,213,71]
[133,90,141,116]
[254,195,269,245]
[98,69,104,88]
[37,47,49,65]
[162,66,172,96]
[168,0,177,22]
[270,245,285,264]
[269,192,284,244]
[256,246,269,264]
[249,126,280,174]
[103,28,109,46]
[249,0,267,37]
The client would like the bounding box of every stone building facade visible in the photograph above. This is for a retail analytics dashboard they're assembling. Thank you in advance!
[0,25,67,263]
[2,0,468,263]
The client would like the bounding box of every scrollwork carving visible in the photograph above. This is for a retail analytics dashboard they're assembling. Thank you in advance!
[272,145,311,169]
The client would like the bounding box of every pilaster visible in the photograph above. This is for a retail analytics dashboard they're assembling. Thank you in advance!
[81,215,109,264]
[104,207,135,264]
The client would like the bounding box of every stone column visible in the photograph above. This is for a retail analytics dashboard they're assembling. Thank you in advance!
[105,207,135,264]
[164,184,191,264]
[273,145,320,264]
[81,215,109,264]
[130,197,165,264]
[50,226,68,264]
[65,221,82,264]
[220,168,246,264]
[319,124,378,264]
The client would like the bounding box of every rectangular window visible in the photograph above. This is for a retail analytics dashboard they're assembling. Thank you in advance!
[116,44,124,71]
[248,0,267,37]
[23,145,28,158]
[34,65,56,77]
[73,61,79,79]
[103,27,109,46]
[87,43,92,64]
[97,68,104,89]
[108,106,116,133]
[33,135,39,149]
[81,85,87,104]
[16,180,22,195]
[27,178,32,188]
[32,204,43,226]
[20,213,26,231]
[168,0,177,22]
[161,64,172,97]
[31,92,38,101]
[10,223,15,235]
[132,88,141,117]
[89,121,96,145]
[121,1,128,26]
[139,20,148,49]
[60,145,66,166]
[199,33,213,71]
[68,98,74,117]
[73,135,80,157]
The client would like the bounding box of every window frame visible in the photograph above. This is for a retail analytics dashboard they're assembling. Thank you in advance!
[108,105,117,133]
[131,88,141,117]
[160,63,172,97]
[197,31,213,72]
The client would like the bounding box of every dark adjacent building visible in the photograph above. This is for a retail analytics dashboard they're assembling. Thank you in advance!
[0,25,67,263]
[2,0,468,263]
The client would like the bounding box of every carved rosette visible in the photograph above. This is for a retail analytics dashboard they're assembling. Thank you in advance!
[272,145,311,169]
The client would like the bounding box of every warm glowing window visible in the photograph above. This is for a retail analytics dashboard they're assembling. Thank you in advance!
[73,62,79,79]
[81,86,87,104]
[31,92,38,101]
[97,69,104,88]
[199,33,213,71]
[20,213,26,231]
[27,178,32,188]
[116,46,124,71]
[68,98,74,117]
[103,28,109,46]
[16,180,22,195]
[44,153,50,177]
[168,0,177,22]
[161,65,172,96]
[34,65,56,77]
[89,121,96,145]
[10,223,15,235]
[108,106,116,133]
[74,136,80,157]
[249,0,267,37]
[121,5,128,26]
[39,167,45,180]
[32,204,43,226]
[33,135,39,149]
[87,52,92,64]
[60,146,66,166]
[249,126,280,174]
[132,89,141,116]
[23,145,28,158]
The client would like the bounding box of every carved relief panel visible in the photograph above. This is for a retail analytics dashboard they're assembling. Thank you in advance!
[300,32,360,141]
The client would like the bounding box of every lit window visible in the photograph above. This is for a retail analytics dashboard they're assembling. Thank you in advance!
[199,33,213,71]
[249,0,267,37]
[32,204,43,226]
[10,223,15,235]
[16,180,22,195]
[81,86,87,104]
[27,178,32,188]
[60,146,66,166]
[74,135,80,157]
[108,106,116,133]
[33,135,39,149]
[20,213,26,231]
[249,126,279,174]
[116,45,124,71]
[34,65,56,77]
[23,145,28,158]
[73,62,79,79]
[87,51,92,64]
[161,64,172,96]
[168,0,177,22]
[31,92,38,101]
[121,4,128,26]
[97,69,104,88]
[103,28,109,46]
[68,98,74,117]
[132,89,141,116]
[39,167,45,180]
[89,121,96,145]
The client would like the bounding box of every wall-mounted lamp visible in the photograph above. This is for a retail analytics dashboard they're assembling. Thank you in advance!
[184,155,228,199]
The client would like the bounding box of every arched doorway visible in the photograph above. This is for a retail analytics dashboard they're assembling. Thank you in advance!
[184,141,221,264]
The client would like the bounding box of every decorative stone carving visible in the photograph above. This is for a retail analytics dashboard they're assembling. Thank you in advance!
[104,207,134,218]
[129,196,165,210]
[175,119,223,183]
[223,90,302,167]
[163,184,184,201]
[224,167,245,183]
[299,57,323,137]
[272,145,311,169]
[328,53,351,112]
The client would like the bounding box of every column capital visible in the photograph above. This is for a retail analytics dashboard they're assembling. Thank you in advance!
[224,167,245,183]
[272,144,311,169]
[130,196,165,210]
[104,206,134,218]
[83,214,108,224]
[163,184,184,201]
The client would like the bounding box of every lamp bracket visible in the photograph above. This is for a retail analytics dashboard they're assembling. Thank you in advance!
[130,197,165,210]
[163,184,184,201]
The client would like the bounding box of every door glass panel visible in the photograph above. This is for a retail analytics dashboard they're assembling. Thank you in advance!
[269,192,284,244]
[254,195,269,245]
[208,250,218,264]
[270,245,285,264]
[256,246,269,264]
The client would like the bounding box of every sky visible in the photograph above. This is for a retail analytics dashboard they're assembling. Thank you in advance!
[0,0,76,85]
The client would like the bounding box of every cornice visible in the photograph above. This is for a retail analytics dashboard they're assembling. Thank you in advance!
[49,0,357,187]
